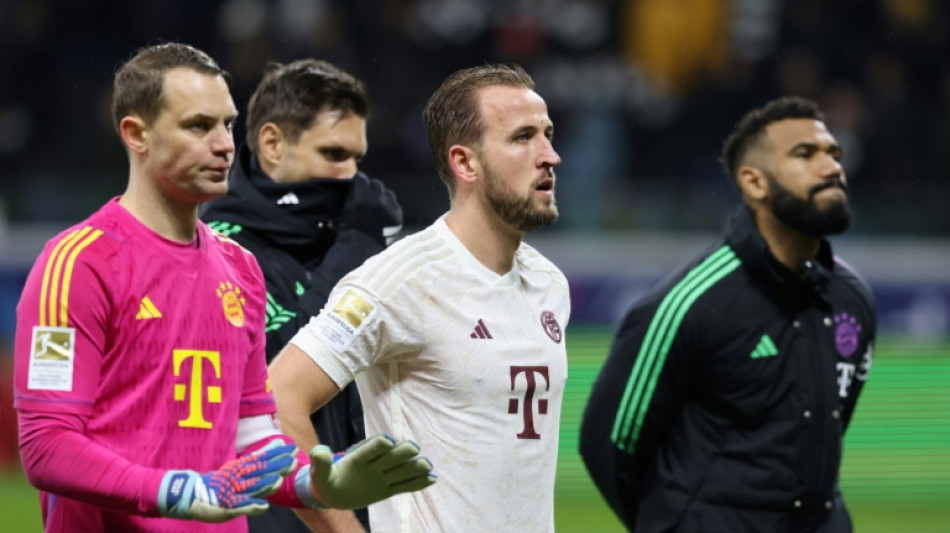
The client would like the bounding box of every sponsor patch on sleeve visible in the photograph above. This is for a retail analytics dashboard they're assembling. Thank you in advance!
[28,326,75,391]
[314,289,376,352]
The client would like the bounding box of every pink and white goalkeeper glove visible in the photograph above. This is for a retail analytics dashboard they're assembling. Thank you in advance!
[158,439,298,522]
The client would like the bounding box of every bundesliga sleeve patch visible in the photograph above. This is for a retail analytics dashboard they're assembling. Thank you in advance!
[315,289,376,352]
[28,326,76,391]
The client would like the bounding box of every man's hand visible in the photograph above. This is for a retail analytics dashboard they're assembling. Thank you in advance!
[158,439,298,522]
[338,173,402,246]
[297,433,436,509]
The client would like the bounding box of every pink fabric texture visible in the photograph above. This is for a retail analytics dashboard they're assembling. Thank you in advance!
[15,198,277,532]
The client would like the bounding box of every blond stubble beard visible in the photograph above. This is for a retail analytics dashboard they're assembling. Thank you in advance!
[482,161,558,232]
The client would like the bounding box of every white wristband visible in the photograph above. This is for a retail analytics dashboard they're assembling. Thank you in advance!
[294,465,325,509]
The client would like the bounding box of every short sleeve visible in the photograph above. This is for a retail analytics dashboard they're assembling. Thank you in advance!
[290,277,424,389]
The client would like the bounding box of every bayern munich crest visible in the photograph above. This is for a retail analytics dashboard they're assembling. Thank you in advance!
[833,312,862,357]
[217,281,246,328]
[540,311,561,344]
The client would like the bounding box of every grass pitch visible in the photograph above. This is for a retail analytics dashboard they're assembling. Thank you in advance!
[3,330,947,531]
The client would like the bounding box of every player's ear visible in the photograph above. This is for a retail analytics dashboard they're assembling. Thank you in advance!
[449,144,479,186]
[119,115,148,154]
[257,123,285,167]
[737,165,768,203]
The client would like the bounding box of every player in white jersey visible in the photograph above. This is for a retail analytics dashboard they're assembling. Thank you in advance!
[270,63,570,532]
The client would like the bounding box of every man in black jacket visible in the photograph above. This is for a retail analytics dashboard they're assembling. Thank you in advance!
[202,59,400,533]
[580,97,876,532]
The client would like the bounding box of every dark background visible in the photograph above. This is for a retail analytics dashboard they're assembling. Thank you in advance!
[1,0,948,235]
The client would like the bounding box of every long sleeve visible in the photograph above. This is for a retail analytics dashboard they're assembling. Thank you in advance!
[19,410,165,515]
[13,228,166,515]
[840,274,877,432]
[580,292,698,531]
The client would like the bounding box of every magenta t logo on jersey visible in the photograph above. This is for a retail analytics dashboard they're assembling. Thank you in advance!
[540,311,561,343]
[509,366,550,439]
[834,312,862,357]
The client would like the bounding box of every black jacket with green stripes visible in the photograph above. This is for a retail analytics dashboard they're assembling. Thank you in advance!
[580,206,876,533]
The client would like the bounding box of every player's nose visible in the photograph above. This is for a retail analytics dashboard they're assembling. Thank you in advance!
[539,138,561,169]
[210,123,235,157]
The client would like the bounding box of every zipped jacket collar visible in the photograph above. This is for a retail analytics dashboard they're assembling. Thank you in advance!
[724,206,835,310]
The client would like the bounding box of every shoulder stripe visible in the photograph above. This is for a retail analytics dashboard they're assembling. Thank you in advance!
[210,228,253,255]
[59,229,103,326]
[379,242,452,297]
[39,227,103,327]
[39,229,81,327]
[611,245,741,453]
[362,228,452,297]
[362,227,440,285]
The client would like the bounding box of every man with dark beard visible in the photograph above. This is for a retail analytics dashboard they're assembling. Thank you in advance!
[580,96,876,533]
[269,64,570,532]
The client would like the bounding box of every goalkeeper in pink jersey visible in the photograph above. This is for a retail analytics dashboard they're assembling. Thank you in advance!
[13,42,435,533]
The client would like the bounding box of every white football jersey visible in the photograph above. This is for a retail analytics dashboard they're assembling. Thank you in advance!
[291,216,570,533]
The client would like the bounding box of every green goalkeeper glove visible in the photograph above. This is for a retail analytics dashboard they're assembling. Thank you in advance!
[158,439,298,522]
[295,433,436,509]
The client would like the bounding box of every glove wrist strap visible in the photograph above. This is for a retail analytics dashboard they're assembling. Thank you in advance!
[293,465,325,509]
[158,470,197,517]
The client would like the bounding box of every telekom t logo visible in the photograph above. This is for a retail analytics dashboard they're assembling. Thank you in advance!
[508,366,550,439]
[173,349,222,429]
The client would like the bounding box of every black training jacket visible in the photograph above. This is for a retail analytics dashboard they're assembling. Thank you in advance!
[580,207,876,533]
[201,146,399,530]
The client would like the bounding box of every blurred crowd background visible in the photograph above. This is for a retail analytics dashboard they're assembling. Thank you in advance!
[1,0,948,234]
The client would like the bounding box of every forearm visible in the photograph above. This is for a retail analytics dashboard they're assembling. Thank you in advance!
[275,392,324,455]
[18,410,164,516]
[266,345,376,528]
[293,507,366,533]
[270,344,342,453]
[241,423,366,531]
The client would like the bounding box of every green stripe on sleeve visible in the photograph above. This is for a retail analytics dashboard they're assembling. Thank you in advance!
[610,247,733,444]
[611,246,741,453]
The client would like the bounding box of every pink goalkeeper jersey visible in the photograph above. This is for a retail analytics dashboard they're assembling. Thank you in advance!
[14,198,275,533]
